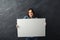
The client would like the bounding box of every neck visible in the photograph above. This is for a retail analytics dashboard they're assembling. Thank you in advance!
[30,16,33,18]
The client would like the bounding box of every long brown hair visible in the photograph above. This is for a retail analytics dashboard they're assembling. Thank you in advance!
[26,8,36,18]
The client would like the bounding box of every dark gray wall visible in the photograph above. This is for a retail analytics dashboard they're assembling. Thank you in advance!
[47,0,60,40]
[1,0,60,40]
[0,0,17,40]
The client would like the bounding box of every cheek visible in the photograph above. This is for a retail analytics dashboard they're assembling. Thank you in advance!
[29,13,31,16]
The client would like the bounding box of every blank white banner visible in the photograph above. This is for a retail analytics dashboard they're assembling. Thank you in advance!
[17,18,46,37]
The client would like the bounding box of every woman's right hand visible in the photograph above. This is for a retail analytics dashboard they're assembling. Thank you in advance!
[16,24,19,28]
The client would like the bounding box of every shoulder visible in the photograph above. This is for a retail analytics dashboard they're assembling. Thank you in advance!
[23,16,29,19]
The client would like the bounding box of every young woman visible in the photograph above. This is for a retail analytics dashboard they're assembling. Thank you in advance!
[16,8,38,40]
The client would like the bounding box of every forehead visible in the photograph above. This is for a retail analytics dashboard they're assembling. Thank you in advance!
[28,10,32,12]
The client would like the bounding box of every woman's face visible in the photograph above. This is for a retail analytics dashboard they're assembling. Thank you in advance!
[28,10,33,18]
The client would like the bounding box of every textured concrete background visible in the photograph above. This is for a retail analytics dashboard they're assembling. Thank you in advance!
[0,0,60,40]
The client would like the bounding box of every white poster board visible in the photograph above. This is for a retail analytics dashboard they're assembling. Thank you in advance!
[17,18,46,37]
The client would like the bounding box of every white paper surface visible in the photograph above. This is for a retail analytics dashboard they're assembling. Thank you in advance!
[17,18,46,37]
